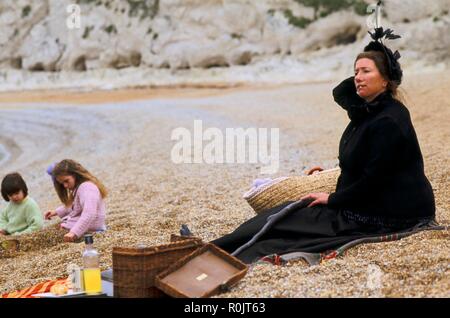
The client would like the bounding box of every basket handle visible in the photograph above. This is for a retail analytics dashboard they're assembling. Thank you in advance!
[306,166,324,175]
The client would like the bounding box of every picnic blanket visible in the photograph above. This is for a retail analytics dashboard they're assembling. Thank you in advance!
[1,278,67,298]
[256,221,448,266]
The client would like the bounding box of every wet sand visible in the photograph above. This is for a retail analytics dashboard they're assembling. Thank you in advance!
[0,83,280,105]
[0,71,448,297]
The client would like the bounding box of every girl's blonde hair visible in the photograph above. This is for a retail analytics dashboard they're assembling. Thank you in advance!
[52,159,107,206]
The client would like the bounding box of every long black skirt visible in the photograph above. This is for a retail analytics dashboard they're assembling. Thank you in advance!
[211,202,403,264]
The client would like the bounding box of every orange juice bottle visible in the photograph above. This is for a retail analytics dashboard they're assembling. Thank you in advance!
[82,234,102,294]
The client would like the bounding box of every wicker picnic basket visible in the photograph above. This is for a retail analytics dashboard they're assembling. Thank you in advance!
[112,238,204,298]
[155,243,248,298]
[243,168,341,214]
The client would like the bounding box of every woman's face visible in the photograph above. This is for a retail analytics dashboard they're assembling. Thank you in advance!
[354,58,388,102]
[56,174,76,190]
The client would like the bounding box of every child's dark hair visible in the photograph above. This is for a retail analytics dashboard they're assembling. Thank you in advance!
[1,173,28,201]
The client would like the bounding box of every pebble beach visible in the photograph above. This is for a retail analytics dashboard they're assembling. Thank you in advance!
[0,70,448,297]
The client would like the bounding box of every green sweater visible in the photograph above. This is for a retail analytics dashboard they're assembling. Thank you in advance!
[0,197,43,235]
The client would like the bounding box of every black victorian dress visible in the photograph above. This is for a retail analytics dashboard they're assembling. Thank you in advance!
[212,77,436,263]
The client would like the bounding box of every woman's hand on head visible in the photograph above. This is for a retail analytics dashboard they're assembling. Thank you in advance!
[63,232,77,243]
[44,210,57,220]
[300,193,329,207]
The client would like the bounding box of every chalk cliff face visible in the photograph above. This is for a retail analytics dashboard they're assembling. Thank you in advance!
[0,0,449,74]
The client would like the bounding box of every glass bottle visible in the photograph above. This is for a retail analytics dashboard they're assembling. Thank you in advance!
[82,234,102,294]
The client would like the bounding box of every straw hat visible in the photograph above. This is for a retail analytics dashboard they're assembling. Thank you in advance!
[243,168,340,214]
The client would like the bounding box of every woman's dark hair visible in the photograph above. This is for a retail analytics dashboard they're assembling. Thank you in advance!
[355,51,404,102]
[1,173,28,201]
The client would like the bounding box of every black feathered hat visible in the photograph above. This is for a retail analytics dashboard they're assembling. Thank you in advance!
[364,27,403,85]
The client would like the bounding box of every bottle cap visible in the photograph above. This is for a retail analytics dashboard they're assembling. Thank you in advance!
[84,234,94,245]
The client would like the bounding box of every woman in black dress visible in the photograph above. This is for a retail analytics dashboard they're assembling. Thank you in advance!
[209,28,436,263]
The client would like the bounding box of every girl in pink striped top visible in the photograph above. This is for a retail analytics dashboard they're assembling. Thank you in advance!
[45,159,107,242]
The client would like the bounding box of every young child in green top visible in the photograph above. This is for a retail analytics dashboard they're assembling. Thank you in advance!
[0,173,43,236]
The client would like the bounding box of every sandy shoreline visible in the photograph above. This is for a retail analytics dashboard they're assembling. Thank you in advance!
[0,84,249,105]
[0,70,448,297]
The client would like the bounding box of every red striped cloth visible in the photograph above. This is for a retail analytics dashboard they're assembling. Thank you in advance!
[1,278,67,298]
